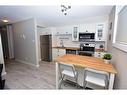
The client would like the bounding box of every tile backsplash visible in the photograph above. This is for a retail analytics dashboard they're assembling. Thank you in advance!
[52,35,106,50]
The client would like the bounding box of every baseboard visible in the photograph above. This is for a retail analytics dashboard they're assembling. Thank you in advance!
[15,59,39,67]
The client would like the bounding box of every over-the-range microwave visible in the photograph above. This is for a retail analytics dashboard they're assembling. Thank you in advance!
[79,33,95,42]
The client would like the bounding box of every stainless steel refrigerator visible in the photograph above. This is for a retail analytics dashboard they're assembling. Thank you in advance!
[40,35,52,62]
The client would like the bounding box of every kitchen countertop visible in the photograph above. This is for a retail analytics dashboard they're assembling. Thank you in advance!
[56,54,117,74]
[52,46,79,50]
[95,49,106,52]
[52,46,106,52]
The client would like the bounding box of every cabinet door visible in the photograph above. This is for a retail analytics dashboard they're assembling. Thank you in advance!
[56,27,65,35]
[86,23,96,33]
[95,23,106,41]
[79,24,96,33]
[44,28,51,35]
[58,49,66,56]
[72,26,79,41]
[38,27,51,35]
[52,48,58,60]
[56,26,72,35]
[79,24,86,33]
[94,52,106,58]
[63,26,72,35]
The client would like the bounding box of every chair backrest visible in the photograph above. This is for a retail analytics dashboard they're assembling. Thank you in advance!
[84,68,108,75]
[84,68,109,80]
[59,62,76,75]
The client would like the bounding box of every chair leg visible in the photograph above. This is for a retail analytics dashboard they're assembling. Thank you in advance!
[105,80,109,89]
[75,77,78,88]
[59,74,65,89]
[83,81,87,89]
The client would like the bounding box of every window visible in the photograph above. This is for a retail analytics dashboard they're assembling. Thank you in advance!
[113,6,127,52]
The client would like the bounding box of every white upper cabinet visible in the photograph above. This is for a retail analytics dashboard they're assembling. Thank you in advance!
[37,27,52,35]
[43,28,51,35]
[72,25,79,41]
[53,22,107,42]
[95,23,107,41]
[79,24,96,33]
[52,48,66,61]
[79,24,86,33]
[55,26,72,35]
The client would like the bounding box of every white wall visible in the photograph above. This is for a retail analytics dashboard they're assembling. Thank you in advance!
[107,7,115,52]
[37,27,44,61]
[13,18,39,67]
[107,6,127,89]
[0,34,6,75]
[6,24,14,59]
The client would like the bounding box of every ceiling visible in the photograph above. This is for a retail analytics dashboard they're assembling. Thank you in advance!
[0,6,113,26]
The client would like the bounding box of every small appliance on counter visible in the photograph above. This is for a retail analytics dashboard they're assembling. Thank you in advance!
[78,43,95,56]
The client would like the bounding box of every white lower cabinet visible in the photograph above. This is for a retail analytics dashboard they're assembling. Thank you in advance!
[58,49,66,56]
[52,48,58,61]
[94,52,106,58]
[52,48,66,61]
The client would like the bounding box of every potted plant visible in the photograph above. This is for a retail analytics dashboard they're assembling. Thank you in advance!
[103,53,112,64]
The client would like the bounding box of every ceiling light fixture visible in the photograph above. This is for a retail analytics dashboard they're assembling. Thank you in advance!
[61,5,71,16]
[2,19,9,23]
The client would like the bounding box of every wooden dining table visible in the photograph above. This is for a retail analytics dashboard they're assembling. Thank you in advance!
[55,54,117,89]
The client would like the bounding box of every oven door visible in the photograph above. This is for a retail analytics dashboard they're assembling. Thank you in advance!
[79,46,95,56]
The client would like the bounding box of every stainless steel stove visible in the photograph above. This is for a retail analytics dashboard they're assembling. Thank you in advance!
[78,43,95,56]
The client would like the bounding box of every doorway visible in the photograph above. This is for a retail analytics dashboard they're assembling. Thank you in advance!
[0,25,14,60]
[0,26,9,59]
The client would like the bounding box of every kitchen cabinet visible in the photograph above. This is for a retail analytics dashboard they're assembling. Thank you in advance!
[95,23,107,41]
[52,48,58,60]
[43,28,51,35]
[94,52,106,58]
[37,27,51,35]
[55,26,72,36]
[52,48,66,61]
[79,24,96,33]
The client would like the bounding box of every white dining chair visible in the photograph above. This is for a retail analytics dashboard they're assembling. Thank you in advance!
[59,62,78,89]
[83,68,109,89]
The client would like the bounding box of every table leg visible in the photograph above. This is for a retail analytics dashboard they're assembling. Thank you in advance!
[108,73,115,89]
[56,62,59,89]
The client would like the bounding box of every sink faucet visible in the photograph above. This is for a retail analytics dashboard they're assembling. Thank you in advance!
[60,40,64,47]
